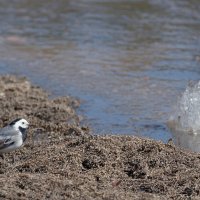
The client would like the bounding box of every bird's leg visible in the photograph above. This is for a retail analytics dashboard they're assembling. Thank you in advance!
[0,154,4,159]
[12,154,15,164]
[0,154,5,164]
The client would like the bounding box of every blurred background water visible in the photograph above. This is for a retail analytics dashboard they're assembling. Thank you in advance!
[0,0,200,145]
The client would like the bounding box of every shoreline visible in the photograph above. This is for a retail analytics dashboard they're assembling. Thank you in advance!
[0,75,199,199]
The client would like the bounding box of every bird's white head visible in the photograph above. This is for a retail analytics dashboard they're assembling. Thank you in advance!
[9,118,29,131]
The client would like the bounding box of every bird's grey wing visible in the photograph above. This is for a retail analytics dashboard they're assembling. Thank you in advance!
[0,126,17,150]
[0,136,15,150]
[0,126,18,137]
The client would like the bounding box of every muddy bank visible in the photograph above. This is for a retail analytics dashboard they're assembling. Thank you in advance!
[0,76,200,199]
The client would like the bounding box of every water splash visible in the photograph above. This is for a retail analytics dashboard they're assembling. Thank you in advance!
[175,81,200,134]
[168,81,200,152]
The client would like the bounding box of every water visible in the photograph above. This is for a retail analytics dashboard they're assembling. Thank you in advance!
[0,0,200,144]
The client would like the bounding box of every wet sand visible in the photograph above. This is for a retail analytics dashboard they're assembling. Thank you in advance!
[0,76,200,199]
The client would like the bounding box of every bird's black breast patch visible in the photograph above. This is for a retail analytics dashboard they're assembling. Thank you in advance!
[19,126,27,142]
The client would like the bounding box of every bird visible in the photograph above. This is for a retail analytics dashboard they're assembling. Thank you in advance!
[0,118,29,154]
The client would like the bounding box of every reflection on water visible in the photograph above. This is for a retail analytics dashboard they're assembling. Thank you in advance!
[168,120,200,152]
[0,0,199,143]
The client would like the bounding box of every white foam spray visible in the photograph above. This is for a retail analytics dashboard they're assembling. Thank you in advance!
[168,81,200,152]
[175,81,200,134]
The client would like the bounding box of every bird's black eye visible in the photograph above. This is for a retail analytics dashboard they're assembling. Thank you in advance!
[22,122,25,124]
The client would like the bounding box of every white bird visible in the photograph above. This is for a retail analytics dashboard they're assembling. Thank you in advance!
[0,118,29,153]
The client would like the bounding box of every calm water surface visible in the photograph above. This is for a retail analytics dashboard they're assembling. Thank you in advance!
[0,0,200,143]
